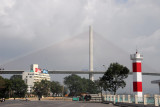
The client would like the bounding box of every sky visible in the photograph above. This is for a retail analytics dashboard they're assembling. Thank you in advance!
[0,0,160,70]
[0,0,160,94]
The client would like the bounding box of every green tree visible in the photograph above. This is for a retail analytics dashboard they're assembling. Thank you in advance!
[10,75,22,80]
[0,76,6,97]
[64,74,82,96]
[10,76,27,98]
[0,76,5,89]
[4,78,12,98]
[0,76,12,98]
[101,62,129,95]
[33,80,50,98]
[50,81,62,96]
[95,78,105,97]
[64,74,100,96]
[82,78,100,94]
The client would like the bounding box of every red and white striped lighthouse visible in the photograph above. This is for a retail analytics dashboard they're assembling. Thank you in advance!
[130,51,143,101]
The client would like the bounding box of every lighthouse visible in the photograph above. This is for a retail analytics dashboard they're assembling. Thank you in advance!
[130,51,143,101]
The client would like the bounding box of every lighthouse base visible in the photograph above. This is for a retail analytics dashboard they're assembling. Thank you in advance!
[134,92,143,102]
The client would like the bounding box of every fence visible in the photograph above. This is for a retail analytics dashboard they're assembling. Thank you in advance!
[103,94,160,106]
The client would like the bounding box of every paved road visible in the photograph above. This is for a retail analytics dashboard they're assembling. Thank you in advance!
[0,100,117,107]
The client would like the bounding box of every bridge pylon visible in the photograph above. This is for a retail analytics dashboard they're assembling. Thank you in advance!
[89,26,94,81]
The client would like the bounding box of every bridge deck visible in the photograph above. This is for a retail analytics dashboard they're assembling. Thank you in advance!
[0,70,160,76]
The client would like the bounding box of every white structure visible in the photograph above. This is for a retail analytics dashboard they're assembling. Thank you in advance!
[89,26,94,81]
[22,64,51,93]
[130,51,143,101]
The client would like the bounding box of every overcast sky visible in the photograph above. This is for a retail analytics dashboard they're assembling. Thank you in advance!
[0,0,160,72]
[1,0,160,94]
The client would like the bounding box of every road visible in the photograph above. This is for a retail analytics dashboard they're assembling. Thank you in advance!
[0,100,117,107]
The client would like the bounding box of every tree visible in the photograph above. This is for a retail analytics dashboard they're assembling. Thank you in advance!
[0,76,12,98]
[0,76,5,89]
[101,62,129,95]
[64,74,82,96]
[64,74,100,96]
[10,75,22,80]
[50,81,62,96]
[83,78,100,94]
[33,79,50,98]
[10,76,27,98]
[0,76,6,97]
[3,78,12,98]
[95,78,105,97]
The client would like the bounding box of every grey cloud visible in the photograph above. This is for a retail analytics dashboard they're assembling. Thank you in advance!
[1,0,160,94]
[0,0,160,72]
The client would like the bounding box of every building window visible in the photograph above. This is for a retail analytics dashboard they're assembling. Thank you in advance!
[30,76,32,78]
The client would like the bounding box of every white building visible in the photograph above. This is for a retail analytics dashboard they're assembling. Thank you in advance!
[22,64,51,93]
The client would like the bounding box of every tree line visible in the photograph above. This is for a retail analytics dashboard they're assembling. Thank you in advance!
[0,75,64,98]
[64,74,100,96]
[33,80,65,98]
[0,62,130,98]
[0,75,27,98]
[63,62,129,96]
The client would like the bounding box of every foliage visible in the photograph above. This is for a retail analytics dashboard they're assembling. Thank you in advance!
[33,79,50,98]
[10,76,27,98]
[10,75,22,80]
[0,76,5,89]
[50,81,62,95]
[101,62,129,94]
[82,78,100,94]
[64,74,100,96]
[0,75,27,98]
[0,76,6,97]
[64,74,82,96]
[3,78,12,98]
[95,78,105,95]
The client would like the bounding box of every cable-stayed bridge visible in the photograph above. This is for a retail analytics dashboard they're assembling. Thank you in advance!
[0,27,160,94]
[0,27,158,77]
